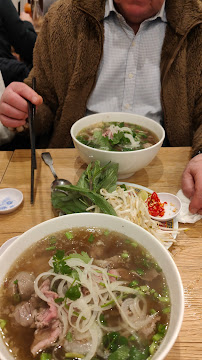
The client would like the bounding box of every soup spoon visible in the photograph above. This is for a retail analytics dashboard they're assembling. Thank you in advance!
[41,152,71,190]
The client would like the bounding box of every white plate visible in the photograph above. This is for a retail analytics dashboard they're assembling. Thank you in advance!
[0,236,19,256]
[117,182,178,249]
[0,188,23,214]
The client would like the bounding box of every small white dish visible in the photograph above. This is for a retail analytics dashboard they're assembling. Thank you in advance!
[0,188,23,214]
[150,192,182,222]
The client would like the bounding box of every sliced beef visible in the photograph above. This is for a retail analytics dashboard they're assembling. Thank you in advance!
[93,255,125,269]
[31,319,62,356]
[135,268,160,282]
[8,271,35,300]
[35,279,59,329]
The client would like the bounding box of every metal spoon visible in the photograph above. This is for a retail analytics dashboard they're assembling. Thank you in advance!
[41,152,71,190]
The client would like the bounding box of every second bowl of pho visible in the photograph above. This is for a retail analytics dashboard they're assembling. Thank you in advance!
[0,213,183,360]
[71,112,165,179]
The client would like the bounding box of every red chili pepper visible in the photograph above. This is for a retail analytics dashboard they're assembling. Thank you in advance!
[146,192,166,217]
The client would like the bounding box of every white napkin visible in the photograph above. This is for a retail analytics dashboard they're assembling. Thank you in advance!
[176,189,202,224]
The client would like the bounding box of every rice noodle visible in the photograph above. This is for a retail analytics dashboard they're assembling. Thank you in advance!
[34,254,157,359]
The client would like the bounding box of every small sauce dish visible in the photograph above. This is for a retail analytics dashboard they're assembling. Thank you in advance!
[150,192,182,222]
[0,188,23,214]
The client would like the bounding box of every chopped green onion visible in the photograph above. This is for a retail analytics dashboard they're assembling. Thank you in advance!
[65,353,84,359]
[159,296,170,303]
[65,231,73,240]
[65,331,72,342]
[49,236,56,244]
[162,307,171,314]
[121,251,129,259]
[13,279,18,285]
[46,246,56,251]
[40,353,52,360]
[0,319,7,329]
[136,268,144,276]
[152,333,163,342]
[149,341,157,355]
[88,234,94,243]
[129,280,139,288]
[104,230,110,236]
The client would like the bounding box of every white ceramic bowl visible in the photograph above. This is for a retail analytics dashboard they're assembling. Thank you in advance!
[71,112,165,179]
[150,193,182,222]
[0,213,184,360]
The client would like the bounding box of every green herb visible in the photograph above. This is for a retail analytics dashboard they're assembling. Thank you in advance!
[104,230,110,235]
[108,345,130,360]
[46,246,56,251]
[99,313,107,326]
[65,284,81,301]
[65,353,84,359]
[65,331,72,342]
[103,332,128,353]
[136,268,144,276]
[66,251,91,264]
[49,236,56,244]
[88,234,94,243]
[65,232,73,240]
[121,251,129,259]
[54,297,64,304]
[0,319,7,329]
[51,161,118,215]
[40,353,52,360]
[13,279,18,284]
[129,345,150,360]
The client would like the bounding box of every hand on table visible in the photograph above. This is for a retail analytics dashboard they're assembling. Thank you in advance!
[0,82,43,129]
[182,154,202,215]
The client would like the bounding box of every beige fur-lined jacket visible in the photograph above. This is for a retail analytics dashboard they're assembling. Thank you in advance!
[25,0,202,156]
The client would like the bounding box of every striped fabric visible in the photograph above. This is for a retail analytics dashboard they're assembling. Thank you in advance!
[86,0,167,124]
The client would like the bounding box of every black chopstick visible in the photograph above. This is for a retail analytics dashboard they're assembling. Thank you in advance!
[28,77,37,204]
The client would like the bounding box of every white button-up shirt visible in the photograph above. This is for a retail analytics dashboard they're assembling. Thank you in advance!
[86,0,167,124]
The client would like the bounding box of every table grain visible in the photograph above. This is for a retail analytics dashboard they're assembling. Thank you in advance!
[0,147,201,359]
[0,151,13,183]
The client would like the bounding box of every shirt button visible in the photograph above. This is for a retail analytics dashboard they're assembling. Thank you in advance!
[125,104,130,109]
[128,73,134,79]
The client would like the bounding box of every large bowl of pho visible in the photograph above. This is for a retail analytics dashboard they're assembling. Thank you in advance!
[71,113,165,179]
[0,213,184,360]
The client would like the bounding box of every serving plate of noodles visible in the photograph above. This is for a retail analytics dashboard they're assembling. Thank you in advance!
[98,182,178,250]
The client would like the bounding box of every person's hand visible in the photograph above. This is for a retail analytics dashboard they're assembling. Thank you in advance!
[181,154,202,215]
[0,82,43,129]
[20,11,34,25]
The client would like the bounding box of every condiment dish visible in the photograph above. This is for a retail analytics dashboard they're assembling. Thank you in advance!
[150,193,182,222]
[0,188,23,214]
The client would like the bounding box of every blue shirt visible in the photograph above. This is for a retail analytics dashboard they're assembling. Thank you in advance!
[86,0,167,124]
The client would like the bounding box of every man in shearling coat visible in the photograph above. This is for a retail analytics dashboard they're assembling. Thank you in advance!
[0,0,201,214]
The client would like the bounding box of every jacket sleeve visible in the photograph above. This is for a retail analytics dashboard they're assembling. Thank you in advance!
[0,0,37,64]
[24,15,58,138]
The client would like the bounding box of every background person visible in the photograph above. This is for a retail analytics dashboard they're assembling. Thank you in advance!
[0,0,37,86]
[0,0,201,213]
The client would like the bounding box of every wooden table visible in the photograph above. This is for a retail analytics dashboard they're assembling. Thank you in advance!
[0,151,13,183]
[0,147,202,359]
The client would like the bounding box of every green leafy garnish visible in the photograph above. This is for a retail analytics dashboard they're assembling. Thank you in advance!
[88,234,94,243]
[66,251,91,264]
[51,161,118,215]
[65,284,81,301]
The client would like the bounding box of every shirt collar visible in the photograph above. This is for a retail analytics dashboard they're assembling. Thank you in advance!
[105,0,167,23]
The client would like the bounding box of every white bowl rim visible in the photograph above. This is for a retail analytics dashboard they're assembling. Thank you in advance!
[71,112,165,154]
[0,213,184,360]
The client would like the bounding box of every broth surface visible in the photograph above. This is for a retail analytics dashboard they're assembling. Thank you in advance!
[76,121,159,151]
